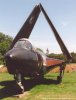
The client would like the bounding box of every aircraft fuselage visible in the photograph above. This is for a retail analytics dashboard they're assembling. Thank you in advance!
[5,38,45,77]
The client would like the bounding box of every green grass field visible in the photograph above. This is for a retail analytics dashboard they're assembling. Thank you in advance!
[0,72,76,100]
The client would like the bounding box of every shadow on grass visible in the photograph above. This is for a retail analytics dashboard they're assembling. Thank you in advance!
[0,78,59,99]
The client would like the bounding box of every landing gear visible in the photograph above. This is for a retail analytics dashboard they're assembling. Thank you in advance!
[57,64,65,83]
[57,76,62,83]
[14,70,24,94]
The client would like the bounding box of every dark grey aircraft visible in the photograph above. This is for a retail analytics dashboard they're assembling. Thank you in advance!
[5,4,72,93]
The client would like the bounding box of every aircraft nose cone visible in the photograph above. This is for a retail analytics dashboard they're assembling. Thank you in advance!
[5,49,19,61]
[5,48,38,74]
[5,53,15,61]
[5,48,38,62]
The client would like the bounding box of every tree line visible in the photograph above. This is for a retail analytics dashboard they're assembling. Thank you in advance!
[0,32,76,65]
[47,52,76,63]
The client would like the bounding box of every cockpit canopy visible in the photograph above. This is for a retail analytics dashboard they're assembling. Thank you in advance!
[14,38,33,50]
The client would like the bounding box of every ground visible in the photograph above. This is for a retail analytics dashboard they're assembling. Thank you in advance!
[0,65,76,100]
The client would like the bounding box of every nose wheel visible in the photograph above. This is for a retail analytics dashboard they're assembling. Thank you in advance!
[14,70,24,94]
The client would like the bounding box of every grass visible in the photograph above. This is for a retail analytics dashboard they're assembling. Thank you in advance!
[0,72,76,100]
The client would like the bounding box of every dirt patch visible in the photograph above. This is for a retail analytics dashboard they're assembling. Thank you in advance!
[0,65,7,73]
[50,63,76,73]
[65,63,76,72]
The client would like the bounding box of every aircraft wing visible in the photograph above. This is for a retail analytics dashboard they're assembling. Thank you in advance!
[40,4,72,62]
[46,58,64,67]
[10,5,41,49]
[46,58,65,71]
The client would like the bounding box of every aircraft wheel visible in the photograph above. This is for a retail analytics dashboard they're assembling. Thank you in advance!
[18,83,24,94]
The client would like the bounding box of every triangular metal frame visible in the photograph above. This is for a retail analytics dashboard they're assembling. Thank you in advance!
[10,3,72,62]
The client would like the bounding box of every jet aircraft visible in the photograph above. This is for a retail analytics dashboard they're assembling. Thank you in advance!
[5,4,72,93]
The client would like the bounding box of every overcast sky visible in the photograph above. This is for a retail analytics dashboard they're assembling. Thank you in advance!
[0,0,76,53]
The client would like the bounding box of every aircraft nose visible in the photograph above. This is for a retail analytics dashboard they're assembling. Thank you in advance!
[5,52,16,62]
[5,48,38,74]
[5,48,38,73]
[7,54,14,59]
[5,48,38,62]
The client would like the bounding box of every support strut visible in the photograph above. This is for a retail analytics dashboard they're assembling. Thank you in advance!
[14,70,24,94]
[57,64,65,83]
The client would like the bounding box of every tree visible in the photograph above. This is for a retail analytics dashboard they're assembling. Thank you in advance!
[48,52,76,63]
[0,32,13,55]
[71,52,76,63]
[0,53,4,64]
[0,32,13,64]
[48,53,67,61]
